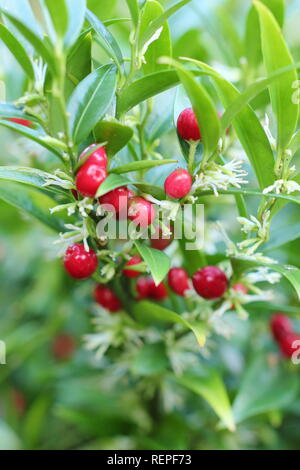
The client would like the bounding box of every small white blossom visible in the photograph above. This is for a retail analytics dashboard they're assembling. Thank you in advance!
[263,179,300,195]
[245,267,281,285]
[43,170,74,190]
[192,159,248,196]
[143,194,181,221]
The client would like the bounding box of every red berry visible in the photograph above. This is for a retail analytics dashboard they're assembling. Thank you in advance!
[136,276,152,300]
[128,196,156,228]
[71,189,79,200]
[76,163,107,198]
[64,243,98,279]
[52,333,75,360]
[99,186,135,219]
[123,255,142,278]
[168,267,190,297]
[79,144,107,168]
[177,108,201,141]
[270,313,293,342]
[150,225,173,251]
[148,279,168,301]
[278,332,300,358]
[9,117,32,128]
[94,285,122,312]
[232,283,248,295]
[164,169,192,199]
[192,266,228,300]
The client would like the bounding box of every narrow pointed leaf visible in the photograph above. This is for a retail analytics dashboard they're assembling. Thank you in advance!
[110,159,177,174]
[134,240,170,286]
[0,24,35,79]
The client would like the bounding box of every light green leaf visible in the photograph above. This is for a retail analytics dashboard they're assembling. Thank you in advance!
[254,0,299,155]
[44,0,68,38]
[139,0,172,75]
[0,181,66,232]
[110,159,177,174]
[126,0,139,26]
[68,64,117,144]
[133,300,207,347]
[174,371,235,432]
[116,68,205,116]
[133,182,165,200]
[263,221,300,252]
[86,9,123,69]
[94,120,133,157]
[96,174,132,197]
[233,356,299,423]
[134,240,170,285]
[0,103,40,123]
[64,0,86,49]
[160,57,220,159]
[0,24,35,79]
[65,31,92,99]
[139,0,191,49]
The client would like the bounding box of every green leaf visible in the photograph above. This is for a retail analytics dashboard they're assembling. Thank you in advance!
[133,300,206,347]
[174,371,235,432]
[139,0,192,49]
[0,166,71,197]
[0,8,56,73]
[68,64,117,144]
[94,120,133,157]
[0,181,66,232]
[161,57,220,159]
[0,421,21,450]
[65,31,92,99]
[110,159,177,174]
[133,182,165,200]
[233,356,299,423]
[44,0,68,38]
[0,24,35,79]
[86,9,123,69]
[184,59,275,190]
[64,0,87,49]
[134,240,170,285]
[264,221,300,252]
[96,174,132,197]
[126,0,139,26]
[245,0,285,69]
[132,342,169,376]
[139,0,172,75]
[116,68,205,116]
[254,0,299,155]
[0,120,64,160]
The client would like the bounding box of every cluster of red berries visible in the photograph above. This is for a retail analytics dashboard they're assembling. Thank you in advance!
[270,314,300,358]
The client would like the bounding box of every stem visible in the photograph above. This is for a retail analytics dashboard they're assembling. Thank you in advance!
[188,140,198,174]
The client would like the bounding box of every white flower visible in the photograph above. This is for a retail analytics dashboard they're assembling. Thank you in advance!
[245,267,281,285]
[263,179,300,195]
[143,194,181,221]
[192,159,248,196]
[53,221,90,252]
[43,170,74,190]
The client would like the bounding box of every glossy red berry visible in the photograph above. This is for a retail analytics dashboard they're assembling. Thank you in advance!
[79,144,107,168]
[64,243,98,279]
[136,276,152,300]
[270,313,293,342]
[9,117,32,128]
[278,332,300,358]
[164,169,192,199]
[168,267,190,297]
[150,225,173,251]
[99,186,135,218]
[94,285,122,312]
[128,196,156,227]
[192,266,228,300]
[148,279,168,301]
[52,333,75,360]
[76,163,107,198]
[177,108,201,141]
[123,255,142,278]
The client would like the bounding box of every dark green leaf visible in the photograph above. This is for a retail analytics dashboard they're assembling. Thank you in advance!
[96,174,132,197]
[94,120,133,157]
[68,64,117,144]
[132,343,169,376]
[110,159,177,174]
